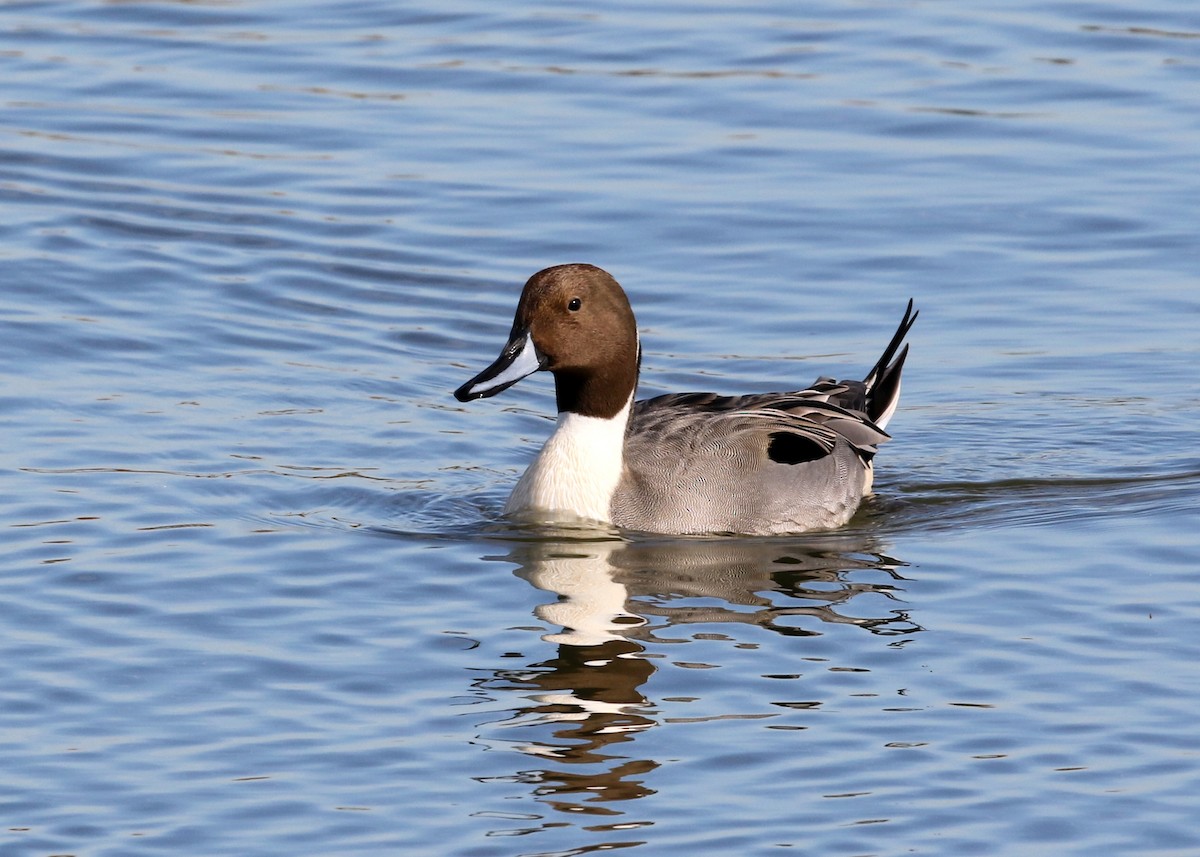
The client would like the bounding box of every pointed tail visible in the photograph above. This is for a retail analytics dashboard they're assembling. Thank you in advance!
[864,299,918,430]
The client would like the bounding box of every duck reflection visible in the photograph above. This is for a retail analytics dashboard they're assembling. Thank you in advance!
[509,533,917,644]
[470,531,919,827]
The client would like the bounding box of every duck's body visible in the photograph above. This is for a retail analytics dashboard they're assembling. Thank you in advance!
[454,264,917,536]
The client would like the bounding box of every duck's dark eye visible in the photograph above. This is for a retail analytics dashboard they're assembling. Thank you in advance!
[567,297,582,312]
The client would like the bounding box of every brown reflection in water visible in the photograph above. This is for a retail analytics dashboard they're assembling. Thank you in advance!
[475,637,658,807]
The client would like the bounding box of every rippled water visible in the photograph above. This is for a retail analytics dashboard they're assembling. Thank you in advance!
[3,1,1199,855]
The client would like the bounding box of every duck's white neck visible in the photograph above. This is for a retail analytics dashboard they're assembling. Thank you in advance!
[504,396,632,525]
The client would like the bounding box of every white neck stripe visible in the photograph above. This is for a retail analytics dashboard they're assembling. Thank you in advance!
[504,396,632,524]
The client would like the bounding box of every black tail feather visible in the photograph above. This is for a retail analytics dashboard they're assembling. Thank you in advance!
[864,299,917,425]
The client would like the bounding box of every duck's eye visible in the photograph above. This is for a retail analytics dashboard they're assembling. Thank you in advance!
[567,297,582,312]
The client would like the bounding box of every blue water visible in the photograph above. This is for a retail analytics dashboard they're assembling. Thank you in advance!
[3,1,1199,855]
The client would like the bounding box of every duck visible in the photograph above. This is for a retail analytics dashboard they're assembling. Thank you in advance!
[454,264,917,535]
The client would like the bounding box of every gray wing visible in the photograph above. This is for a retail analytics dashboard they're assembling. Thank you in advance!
[612,392,890,535]
[629,388,891,458]
[612,299,916,534]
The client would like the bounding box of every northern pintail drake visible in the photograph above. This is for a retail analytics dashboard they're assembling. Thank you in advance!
[454,264,917,536]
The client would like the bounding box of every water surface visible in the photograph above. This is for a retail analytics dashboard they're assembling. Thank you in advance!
[3,1,1199,854]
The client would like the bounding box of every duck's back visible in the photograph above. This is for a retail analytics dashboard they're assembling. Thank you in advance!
[611,388,889,535]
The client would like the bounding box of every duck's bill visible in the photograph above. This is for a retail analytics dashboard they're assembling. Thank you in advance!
[454,331,545,402]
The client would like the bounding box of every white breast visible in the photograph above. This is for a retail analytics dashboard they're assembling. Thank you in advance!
[504,398,631,524]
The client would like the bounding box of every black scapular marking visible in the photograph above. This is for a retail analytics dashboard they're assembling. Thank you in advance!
[767,432,827,465]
